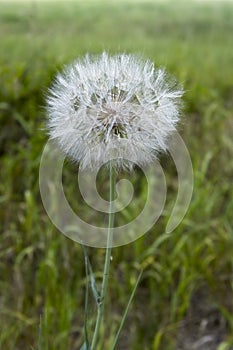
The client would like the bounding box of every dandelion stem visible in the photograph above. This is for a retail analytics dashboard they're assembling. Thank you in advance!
[91,161,116,350]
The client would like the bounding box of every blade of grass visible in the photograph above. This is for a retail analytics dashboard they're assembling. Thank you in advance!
[38,315,42,350]
[82,245,90,349]
[38,311,48,350]
[111,270,143,350]
[82,245,100,305]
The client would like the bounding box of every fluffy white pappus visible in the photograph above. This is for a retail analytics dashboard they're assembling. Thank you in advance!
[46,52,183,170]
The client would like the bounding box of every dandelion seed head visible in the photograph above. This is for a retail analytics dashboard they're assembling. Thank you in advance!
[46,52,183,170]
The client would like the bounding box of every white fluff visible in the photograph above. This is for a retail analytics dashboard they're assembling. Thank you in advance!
[46,52,183,170]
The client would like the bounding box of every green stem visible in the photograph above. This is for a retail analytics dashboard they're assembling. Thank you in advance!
[91,162,116,350]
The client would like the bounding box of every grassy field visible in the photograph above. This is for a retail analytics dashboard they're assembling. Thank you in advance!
[1,1,233,349]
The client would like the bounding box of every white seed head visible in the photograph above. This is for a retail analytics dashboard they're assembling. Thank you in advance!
[46,52,183,170]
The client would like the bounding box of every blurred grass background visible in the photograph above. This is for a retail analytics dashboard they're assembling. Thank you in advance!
[0,0,233,349]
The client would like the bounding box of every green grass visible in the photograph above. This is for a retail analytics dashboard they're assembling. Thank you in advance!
[0,1,233,349]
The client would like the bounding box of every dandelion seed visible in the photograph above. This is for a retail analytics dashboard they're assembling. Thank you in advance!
[46,52,183,170]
